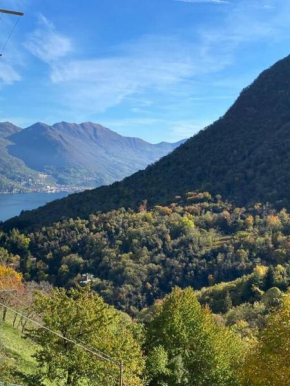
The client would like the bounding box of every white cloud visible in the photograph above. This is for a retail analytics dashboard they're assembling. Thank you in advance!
[168,119,211,141]
[0,2,27,87]
[22,1,290,116]
[0,62,21,85]
[24,15,72,62]
[103,117,210,142]
[48,34,232,113]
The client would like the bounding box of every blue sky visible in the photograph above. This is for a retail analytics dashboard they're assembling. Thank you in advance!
[0,0,289,143]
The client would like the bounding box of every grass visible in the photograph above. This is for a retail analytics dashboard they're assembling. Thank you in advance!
[0,307,39,385]
[0,310,91,385]
[0,310,59,386]
[0,319,37,375]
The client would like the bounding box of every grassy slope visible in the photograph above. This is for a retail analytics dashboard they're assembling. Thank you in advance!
[0,317,58,385]
[0,319,37,375]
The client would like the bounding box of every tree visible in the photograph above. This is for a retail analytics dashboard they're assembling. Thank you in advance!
[223,291,233,313]
[0,247,20,267]
[261,287,283,309]
[145,287,245,386]
[29,287,145,386]
[0,265,23,292]
[245,215,254,229]
[242,295,290,385]
[264,265,275,290]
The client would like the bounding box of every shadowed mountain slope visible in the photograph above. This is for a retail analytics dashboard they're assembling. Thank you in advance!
[0,122,21,138]
[0,122,53,192]
[7,121,183,187]
[5,54,290,229]
[0,121,183,192]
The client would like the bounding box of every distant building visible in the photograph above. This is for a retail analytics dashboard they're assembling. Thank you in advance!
[80,273,95,285]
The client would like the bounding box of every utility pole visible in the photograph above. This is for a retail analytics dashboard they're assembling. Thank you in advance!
[0,9,24,17]
[0,8,24,57]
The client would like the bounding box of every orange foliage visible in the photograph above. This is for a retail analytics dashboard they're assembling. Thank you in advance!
[0,265,23,292]
[267,215,281,226]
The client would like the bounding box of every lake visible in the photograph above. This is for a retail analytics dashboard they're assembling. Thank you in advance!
[0,192,70,222]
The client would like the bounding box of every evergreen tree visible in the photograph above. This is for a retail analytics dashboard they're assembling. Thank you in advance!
[264,266,276,290]
[223,291,233,313]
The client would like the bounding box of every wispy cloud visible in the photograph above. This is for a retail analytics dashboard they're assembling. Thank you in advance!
[49,34,230,113]
[22,0,290,119]
[0,3,27,87]
[24,15,72,62]
[262,4,275,10]
[0,62,21,85]
[103,117,211,142]
[168,119,211,141]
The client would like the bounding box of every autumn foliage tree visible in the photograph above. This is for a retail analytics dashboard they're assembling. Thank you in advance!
[0,265,23,292]
[145,287,245,386]
[242,294,290,385]
[29,287,145,386]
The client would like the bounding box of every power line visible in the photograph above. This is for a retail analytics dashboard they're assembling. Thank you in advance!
[0,299,125,384]
[0,16,20,56]
[6,291,116,362]
[0,300,121,367]
[0,8,24,57]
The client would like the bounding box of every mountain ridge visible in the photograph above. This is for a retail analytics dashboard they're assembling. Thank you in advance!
[0,121,185,192]
[5,54,290,229]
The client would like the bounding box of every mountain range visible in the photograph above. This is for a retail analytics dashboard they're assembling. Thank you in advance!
[5,54,290,230]
[0,121,184,192]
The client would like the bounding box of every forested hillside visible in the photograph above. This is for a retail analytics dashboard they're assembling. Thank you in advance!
[1,220,290,385]
[2,192,290,315]
[7,54,290,229]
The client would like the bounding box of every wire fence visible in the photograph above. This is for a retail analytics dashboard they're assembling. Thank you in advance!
[0,298,124,385]
[0,382,21,386]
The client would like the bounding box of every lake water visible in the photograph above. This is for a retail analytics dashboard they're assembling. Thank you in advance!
[0,192,70,222]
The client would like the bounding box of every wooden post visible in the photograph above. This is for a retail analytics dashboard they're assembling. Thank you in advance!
[12,313,17,327]
[119,361,123,386]
[2,307,7,322]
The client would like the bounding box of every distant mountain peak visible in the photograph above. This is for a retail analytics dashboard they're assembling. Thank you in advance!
[0,122,21,138]
[25,122,52,132]
[0,120,184,196]
[6,53,290,229]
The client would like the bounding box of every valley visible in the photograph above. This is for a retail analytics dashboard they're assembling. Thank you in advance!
[0,121,184,194]
[1,1,290,383]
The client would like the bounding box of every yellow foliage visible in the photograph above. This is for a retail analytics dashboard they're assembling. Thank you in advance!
[245,215,254,229]
[0,265,23,291]
[242,295,290,385]
[154,206,173,215]
[266,215,282,231]
[254,265,267,277]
